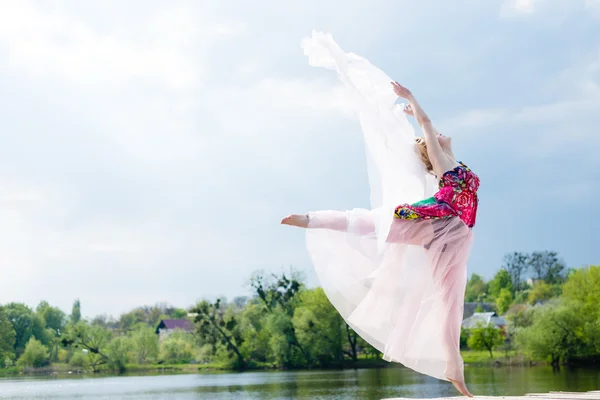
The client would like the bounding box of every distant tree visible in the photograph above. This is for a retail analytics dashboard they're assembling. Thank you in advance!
[106,336,130,373]
[3,303,49,356]
[502,252,528,292]
[527,281,555,305]
[71,299,82,325]
[62,322,111,372]
[119,308,147,332]
[529,251,565,284]
[488,269,513,300]
[0,307,16,365]
[17,337,50,368]
[293,288,345,366]
[131,324,159,364]
[36,301,66,335]
[459,327,470,350]
[171,308,188,319]
[191,299,245,369]
[159,331,195,364]
[233,297,249,309]
[119,303,187,332]
[562,265,600,318]
[249,271,309,365]
[250,271,303,316]
[506,305,534,329]
[91,314,118,330]
[496,288,513,314]
[467,323,504,358]
[516,301,583,369]
[465,273,488,302]
[69,351,90,371]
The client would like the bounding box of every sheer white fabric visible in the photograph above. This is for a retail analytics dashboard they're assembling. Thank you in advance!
[301,32,473,383]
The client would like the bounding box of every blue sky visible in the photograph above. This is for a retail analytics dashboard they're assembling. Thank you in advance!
[0,0,598,317]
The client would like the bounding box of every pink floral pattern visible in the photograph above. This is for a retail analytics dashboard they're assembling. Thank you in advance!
[394,161,480,228]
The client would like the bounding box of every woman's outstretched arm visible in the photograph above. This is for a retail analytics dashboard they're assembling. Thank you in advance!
[281,211,434,246]
[391,82,447,172]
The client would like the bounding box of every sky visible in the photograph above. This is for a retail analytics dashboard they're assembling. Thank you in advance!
[0,0,598,318]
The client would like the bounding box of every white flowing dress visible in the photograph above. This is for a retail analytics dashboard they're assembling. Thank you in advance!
[302,31,474,383]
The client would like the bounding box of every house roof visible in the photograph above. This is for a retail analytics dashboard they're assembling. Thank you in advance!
[156,319,193,332]
[462,312,506,329]
[463,302,495,319]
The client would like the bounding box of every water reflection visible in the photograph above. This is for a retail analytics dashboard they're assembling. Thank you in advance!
[0,367,598,399]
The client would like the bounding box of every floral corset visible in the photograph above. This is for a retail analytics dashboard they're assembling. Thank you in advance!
[434,161,480,228]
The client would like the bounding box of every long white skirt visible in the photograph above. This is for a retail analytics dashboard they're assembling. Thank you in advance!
[302,32,474,383]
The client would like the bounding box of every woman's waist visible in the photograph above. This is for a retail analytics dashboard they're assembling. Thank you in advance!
[434,189,478,211]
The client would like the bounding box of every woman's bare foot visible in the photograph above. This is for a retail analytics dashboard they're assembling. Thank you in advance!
[449,379,473,397]
[281,214,310,228]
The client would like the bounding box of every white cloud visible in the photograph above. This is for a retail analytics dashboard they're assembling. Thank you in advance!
[502,0,536,14]
[499,0,600,18]
[0,1,242,91]
[0,0,355,317]
[0,0,597,317]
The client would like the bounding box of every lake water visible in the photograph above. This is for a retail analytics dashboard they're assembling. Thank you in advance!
[1,366,599,399]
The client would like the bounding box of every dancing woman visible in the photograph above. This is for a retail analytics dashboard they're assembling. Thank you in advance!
[281,32,480,397]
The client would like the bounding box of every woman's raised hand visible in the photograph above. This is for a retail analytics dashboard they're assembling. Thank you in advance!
[391,81,413,99]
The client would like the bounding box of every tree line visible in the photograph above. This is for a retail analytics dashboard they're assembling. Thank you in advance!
[461,251,599,369]
[0,250,598,373]
[0,270,378,372]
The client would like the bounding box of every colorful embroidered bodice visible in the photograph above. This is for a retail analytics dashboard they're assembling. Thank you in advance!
[394,161,480,228]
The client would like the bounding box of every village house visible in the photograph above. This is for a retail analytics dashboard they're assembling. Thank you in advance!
[155,319,194,341]
[461,311,507,335]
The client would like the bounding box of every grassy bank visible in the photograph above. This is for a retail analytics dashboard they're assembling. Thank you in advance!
[0,358,391,377]
[1,352,546,377]
[461,350,544,366]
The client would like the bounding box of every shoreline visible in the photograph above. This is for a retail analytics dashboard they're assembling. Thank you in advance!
[0,352,547,378]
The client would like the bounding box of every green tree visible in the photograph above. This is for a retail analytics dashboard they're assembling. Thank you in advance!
[465,273,488,302]
[516,301,584,368]
[250,271,303,316]
[496,288,513,314]
[467,323,504,358]
[237,301,271,366]
[17,337,50,368]
[506,304,534,329]
[529,251,565,284]
[69,351,90,371]
[90,314,118,330]
[36,301,66,335]
[191,299,245,369]
[488,269,514,300]
[3,303,48,356]
[159,331,195,364]
[502,252,528,292]
[106,336,130,372]
[527,281,555,305]
[119,308,147,332]
[562,265,600,318]
[71,299,82,325]
[0,307,16,366]
[249,271,309,366]
[293,288,345,366]
[62,322,111,372]
[131,324,159,364]
[459,327,470,350]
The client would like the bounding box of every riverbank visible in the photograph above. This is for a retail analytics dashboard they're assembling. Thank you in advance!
[0,351,544,378]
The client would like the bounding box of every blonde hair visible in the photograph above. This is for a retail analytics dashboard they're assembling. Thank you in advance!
[415,137,434,174]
